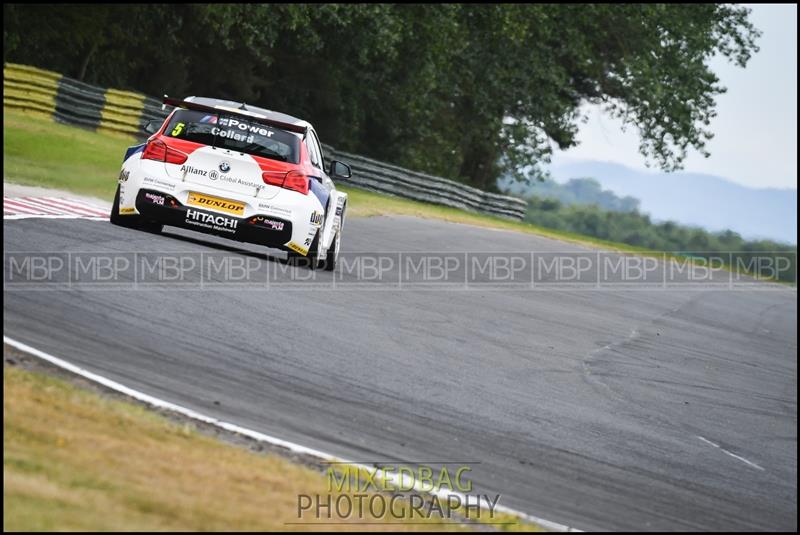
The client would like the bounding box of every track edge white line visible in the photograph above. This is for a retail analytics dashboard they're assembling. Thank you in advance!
[3,334,580,532]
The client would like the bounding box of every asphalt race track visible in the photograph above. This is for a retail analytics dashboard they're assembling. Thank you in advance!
[4,215,797,531]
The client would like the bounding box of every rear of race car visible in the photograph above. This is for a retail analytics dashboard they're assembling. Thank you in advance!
[113,104,346,262]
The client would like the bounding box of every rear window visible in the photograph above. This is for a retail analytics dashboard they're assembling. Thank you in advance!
[163,109,300,163]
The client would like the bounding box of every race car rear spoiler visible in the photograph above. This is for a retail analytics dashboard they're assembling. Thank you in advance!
[162,96,308,135]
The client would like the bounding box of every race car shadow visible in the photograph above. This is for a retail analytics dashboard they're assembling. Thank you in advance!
[158,226,293,266]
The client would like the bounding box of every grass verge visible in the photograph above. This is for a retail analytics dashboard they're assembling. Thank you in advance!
[4,362,476,531]
[3,109,133,199]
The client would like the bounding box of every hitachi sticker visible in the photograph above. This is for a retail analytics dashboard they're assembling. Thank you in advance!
[185,208,238,233]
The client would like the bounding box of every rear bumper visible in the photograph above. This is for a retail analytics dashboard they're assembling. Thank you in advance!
[134,189,293,248]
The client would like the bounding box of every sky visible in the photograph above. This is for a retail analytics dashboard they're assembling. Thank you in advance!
[550,4,798,190]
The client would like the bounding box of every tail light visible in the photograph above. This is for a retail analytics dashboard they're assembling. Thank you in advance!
[141,139,188,164]
[261,170,285,188]
[261,170,309,195]
[283,170,309,195]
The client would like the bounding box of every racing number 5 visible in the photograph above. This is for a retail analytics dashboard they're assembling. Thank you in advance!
[171,122,185,137]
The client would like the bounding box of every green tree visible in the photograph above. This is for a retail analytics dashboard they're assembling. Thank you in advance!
[3,4,760,191]
[438,4,760,189]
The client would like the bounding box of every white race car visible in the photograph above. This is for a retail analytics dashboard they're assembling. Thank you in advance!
[112,96,350,270]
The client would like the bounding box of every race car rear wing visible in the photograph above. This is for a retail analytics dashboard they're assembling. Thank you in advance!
[162,96,308,135]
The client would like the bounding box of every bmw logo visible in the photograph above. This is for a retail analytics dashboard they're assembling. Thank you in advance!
[219,161,231,173]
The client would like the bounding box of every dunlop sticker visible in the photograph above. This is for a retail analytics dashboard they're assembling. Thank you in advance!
[187,192,245,216]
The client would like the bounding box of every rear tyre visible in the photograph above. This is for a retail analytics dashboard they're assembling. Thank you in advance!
[321,201,344,272]
[321,230,340,271]
[109,185,162,233]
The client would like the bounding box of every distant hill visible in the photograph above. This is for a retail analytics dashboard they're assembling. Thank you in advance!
[499,176,641,213]
[545,160,797,244]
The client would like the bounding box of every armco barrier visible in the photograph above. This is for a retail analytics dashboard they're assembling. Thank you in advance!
[3,63,61,118]
[3,63,169,136]
[4,62,526,220]
[322,144,527,220]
